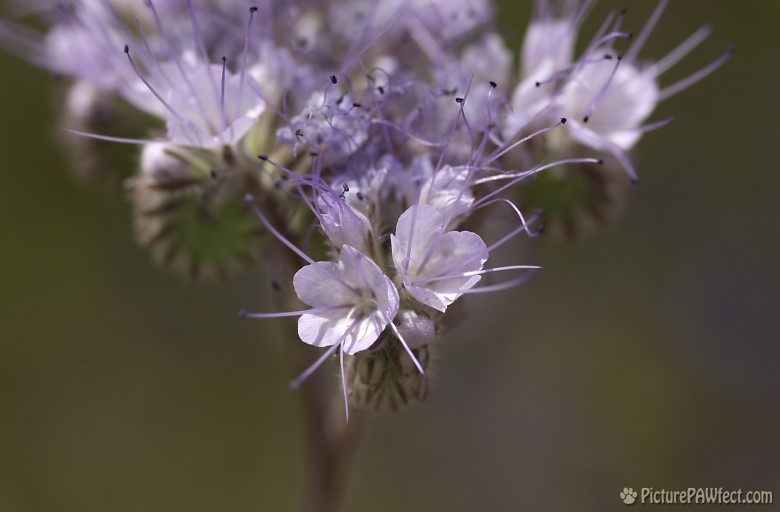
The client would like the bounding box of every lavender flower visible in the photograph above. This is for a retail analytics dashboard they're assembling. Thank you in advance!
[510,0,734,180]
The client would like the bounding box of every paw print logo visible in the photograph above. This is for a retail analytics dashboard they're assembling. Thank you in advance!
[620,487,638,505]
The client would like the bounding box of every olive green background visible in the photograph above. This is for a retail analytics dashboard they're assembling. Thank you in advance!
[1,1,778,511]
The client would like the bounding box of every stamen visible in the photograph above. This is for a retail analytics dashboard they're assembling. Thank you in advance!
[236,6,258,120]
[220,56,228,137]
[146,0,213,132]
[473,157,602,208]
[464,272,540,294]
[63,128,157,145]
[185,0,219,103]
[625,0,668,62]
[244,194,362,296]
[485,118,569,168]
[658,45,735,101]
[340,339,348,421]
[389,322,425,375]
[239,305,352,319]
[583,51,623,123]
[290,339,342,389]
[124,45,184,122]
[632,115,675,136]
[415,265,541,285]
[647,27,711,77]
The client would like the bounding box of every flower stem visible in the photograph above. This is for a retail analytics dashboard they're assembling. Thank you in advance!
[271,223,367,512]
[280,307,367,512]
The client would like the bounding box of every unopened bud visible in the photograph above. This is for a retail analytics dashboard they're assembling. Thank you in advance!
[395,310,437,349]
[347,342,431,411]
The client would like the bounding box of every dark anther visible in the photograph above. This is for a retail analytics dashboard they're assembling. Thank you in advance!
[617,50,624,61]
[455,97,464,104]
[249,6,258,12]
[309,151,319,157]
[620,6,628,15]
[295,129,304,137]
[124,44,129,53]
[489,80,497,88]
[377,86,385,94]
[597,159,604,165]
[271,281,281,291]
[625,31,633,41]
[604,53,613,60]
[258,154,268,161]
[535,81,541,87]
[537,225,546,235]
[222,56,227,63]
[336,95,344,105]
[356,191,364,201]
[342,183,350,192]
[583,116,590,123]
[560,117,567,124]
[352,102,362,108]
[330,74,337,84]
[210,169,218,179]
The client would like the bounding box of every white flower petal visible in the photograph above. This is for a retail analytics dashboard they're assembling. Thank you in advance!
[298,310,353,348]
[293,261,356,308]
[341,313,389,355]
[162,61,265,148]
[419,165,474,222]
[521,19,575,78]
[391,204,446,270]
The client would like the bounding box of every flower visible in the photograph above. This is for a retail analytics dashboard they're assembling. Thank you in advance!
[392,204,488,312]
[0,0,730,414]
[144,56,266,148]
[294,245,398,355]
[509,0,733,179]
[317,195,375,255]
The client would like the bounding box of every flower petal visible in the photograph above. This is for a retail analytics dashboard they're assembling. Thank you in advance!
[293,261,356,308]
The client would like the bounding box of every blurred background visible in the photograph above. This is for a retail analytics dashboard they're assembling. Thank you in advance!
[1,1,778,510]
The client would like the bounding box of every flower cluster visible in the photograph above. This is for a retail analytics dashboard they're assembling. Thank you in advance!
[0,0,730,414]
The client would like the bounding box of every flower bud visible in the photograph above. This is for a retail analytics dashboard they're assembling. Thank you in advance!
[518,156,630,240]
[130,143,266,282]
[346,341,431,411]
[395,310,437,349]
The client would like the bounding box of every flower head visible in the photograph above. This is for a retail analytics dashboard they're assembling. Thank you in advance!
[0,0,731,417]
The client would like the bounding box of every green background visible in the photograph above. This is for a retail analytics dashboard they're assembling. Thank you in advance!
[1,1,778,510]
